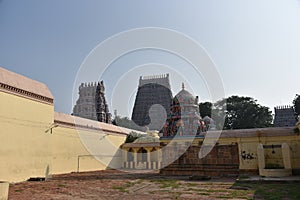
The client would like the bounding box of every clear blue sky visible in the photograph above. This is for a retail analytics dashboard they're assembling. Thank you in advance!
[1,0,300,117]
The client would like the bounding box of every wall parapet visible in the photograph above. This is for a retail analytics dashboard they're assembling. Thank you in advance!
[54,112,144,136]
[209,127,296,138]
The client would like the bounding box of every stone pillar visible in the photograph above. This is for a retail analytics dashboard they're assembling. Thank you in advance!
[257,143,265,175]
[145,147,152,169]
[157,149,162,169]
[152,162,156,170]
[133,149,138,169]
[0,182,9,200]
[282,143,292,169]
[122,148,128,168]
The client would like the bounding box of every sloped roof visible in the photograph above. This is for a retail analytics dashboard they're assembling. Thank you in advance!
[175,89,194,100]
[0,67,53,103]
[54,112,145,136]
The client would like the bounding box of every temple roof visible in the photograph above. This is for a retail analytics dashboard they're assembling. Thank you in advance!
[176,89,194,100]
[139,73,171,89]
[174,84,196,104]
[0,66,53,104]
[54,112,145,136]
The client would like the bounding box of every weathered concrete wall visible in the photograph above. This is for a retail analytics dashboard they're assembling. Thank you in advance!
[160,144,239,176]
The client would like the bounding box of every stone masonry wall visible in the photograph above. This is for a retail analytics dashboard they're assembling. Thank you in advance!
[160,144,239,177]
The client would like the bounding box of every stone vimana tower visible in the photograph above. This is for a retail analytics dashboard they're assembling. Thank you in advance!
[131,74,173,131]
[160,83,205,137]
[73,81,111,123]
[274,105,296,127]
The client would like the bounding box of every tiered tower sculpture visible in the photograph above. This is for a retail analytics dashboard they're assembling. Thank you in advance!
[274,105,297,127]
[73,81,111,123]
[160,83,205,137]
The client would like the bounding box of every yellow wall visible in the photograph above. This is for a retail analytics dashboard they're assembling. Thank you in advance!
[50,126,126,174]
[0,91,126,183]
[0,91,53,182]
[218,135,300,172]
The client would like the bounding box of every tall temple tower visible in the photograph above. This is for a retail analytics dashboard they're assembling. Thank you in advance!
[131,74,173,131]
[274,105,296,127]
[73,81,111,123]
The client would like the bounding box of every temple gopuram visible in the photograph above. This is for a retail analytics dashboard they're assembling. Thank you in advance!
[160,83,205,137]
[131,74,173,131]
[73,81,111,123]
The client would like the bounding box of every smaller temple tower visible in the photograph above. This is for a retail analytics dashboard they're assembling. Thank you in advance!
[73,81,111,123]
[160,83,205,137]
[274,105,296,127]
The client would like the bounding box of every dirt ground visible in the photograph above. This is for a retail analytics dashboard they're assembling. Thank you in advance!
[8,170,255,200]
[9,170,244,200]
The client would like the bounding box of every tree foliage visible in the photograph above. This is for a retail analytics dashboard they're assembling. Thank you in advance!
[125,131,143,143]
[199,102,212,118]
[293,94,300,117]
[214,95,273,130]
[112,116,147,132]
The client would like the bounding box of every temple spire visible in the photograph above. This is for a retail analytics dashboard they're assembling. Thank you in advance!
[182,82,185,90]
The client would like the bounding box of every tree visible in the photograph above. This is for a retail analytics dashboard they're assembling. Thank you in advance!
[293,94,300,117]
[112,116,147,132]
[214,95,273,130]
[199,102,212,118]
[125,131,143,143]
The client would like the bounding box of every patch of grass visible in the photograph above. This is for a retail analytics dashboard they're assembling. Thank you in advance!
[233,182,300,200]
[151,179,179,189]
[224,190,253,199]
[174,192,182,199]
[124,181,135,188]
[238,174,250,180]
[57,183,66,188]
[198,192,209,195]
[217,195,252,199]
[134,179,144,184]
[205,189,228,193]
[111,180,138,193]
[112,185,128,193]
[156,189,170,193]
[186,187,200,192]
[186,182,198,187]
